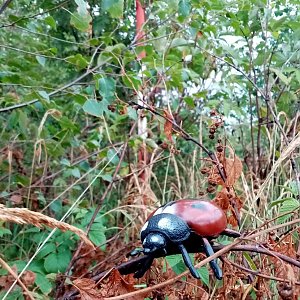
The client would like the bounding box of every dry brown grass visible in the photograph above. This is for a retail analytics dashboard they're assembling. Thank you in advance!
[0,204,95,249]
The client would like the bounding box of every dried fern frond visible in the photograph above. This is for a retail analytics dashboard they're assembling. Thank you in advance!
[0,204,94,249]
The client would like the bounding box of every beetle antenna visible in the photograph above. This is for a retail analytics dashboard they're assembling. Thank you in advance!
[201,237,223,280]
[177,243,200,279]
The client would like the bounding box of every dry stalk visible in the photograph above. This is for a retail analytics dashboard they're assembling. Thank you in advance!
[0,204,94,249]
[0,256,35,300]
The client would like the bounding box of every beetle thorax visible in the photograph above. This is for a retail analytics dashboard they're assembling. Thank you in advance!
[143,232,167,254]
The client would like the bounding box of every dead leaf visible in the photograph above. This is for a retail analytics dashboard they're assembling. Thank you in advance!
[10,194,23,205]
[22,271,36,286]
[99,269,144,299]
[73,278,101,300]
[164,110,174,143]
[209,155,243,187]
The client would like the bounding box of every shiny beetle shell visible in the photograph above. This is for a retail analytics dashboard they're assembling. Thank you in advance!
[147,199,227,237]
[141,213,191,243]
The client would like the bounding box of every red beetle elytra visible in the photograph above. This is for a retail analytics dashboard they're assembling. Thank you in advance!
[129,199,240,280]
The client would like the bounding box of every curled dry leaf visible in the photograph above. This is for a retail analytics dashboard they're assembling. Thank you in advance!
[99,269,145,299]
[210,155,243,187]
[73,278,101,300]
[164,109,174,143]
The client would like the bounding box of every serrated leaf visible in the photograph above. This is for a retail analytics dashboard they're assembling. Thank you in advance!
[44,251,71,273]
[102,0,124,18]
[35,273,52,294]
[82,99,103,117]
[89,223,106,249]
[178,0,191,17]
[277,198,299,224]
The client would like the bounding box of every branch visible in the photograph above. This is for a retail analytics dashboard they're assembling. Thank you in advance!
[0,0,13,14]
[129,101,227,183]
[0,65,99,113]
[61,243,300,299]
[0,0,70,28]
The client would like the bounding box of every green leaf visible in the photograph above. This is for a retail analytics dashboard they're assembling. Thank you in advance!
[102,0,124,18]
[82,99,103,117]
[166,254,187,275]
[178,0,191,17]
[71,168,81,178]
[184,96,195,108]
[107,148,120,165]
[89,223,107,249]
[44,251,71,273]
[98,77,116,102]
[38,90,50,102]
[35,273,52,295]
[44,16,56,30]
[197,266,210,287]
[127,106,138,120]
[70,0,92,32]
[0,227,12,237]
[270,67,291,85]
[269,197,296,208]
[295,70,300,84]
[36,243,56,259]
[66,54,88,70]
[36,56,46,67]
[243,252,258,271]
[277,198,299,225]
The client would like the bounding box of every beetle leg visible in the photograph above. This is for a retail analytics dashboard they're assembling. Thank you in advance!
[177,243,200,279]
[133,255,154,278]
[201,237,223,280]
[126,248,143,257]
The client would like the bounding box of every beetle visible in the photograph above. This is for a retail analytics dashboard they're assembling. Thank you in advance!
[128,199,240,280]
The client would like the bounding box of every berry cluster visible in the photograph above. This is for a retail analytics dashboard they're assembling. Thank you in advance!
[208,109,224,140]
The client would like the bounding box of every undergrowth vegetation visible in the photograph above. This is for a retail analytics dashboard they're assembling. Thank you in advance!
[0,0,300,299]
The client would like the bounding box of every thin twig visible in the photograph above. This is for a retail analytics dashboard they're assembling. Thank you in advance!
[224,258,300,285]
[61,241,300,299]
[0,256,35,300]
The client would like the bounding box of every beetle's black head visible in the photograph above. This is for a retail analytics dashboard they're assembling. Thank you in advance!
[142,232,167,255]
